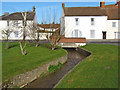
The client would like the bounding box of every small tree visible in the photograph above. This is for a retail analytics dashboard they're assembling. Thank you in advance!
[40,7,61,50]
[27,22,40,47]
[18,11,28,55]
[2,21,15,49]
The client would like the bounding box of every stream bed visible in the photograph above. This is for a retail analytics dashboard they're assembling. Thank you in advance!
[26,48,89,88]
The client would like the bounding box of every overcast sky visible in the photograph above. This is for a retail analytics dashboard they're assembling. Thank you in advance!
[1,2,117,24]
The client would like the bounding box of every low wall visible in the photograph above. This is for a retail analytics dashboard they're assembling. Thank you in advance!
[2,54,67,88]
[87,39,120,43]
[76,47,91,57]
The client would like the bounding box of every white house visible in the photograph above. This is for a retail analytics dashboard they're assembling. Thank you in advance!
[0,6,37,40]
[60,2,120,40]
[37,23,60,40]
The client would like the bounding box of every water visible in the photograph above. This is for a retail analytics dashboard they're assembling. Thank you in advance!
[26,48,88,88]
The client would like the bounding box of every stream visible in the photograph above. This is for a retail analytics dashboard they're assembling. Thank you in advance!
[26,48,89,88]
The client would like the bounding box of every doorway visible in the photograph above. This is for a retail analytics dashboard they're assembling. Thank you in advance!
[102,32,106,39]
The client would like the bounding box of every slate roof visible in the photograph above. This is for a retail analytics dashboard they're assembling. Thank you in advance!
[63,5,120,20]
[0,12,34,20]
[105,8,120,20]
[38,24,60,29]
[64,7,107,16]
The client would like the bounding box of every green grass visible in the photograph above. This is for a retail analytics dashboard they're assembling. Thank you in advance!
[56,44,118,88]
[2,42,67,82]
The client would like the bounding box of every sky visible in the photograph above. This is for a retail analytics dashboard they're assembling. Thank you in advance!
[1,2,117,24]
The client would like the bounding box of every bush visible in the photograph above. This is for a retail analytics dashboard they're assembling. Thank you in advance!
[48,62,62,73]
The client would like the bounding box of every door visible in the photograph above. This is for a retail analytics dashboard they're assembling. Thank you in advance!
[103,32,106,39]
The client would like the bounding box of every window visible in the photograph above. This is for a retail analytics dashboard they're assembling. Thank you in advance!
[112,22,116,27]
[90,30,95,38]
[7,29,10,37]
[114,32,120,39]
[91,18,94,25]
[71,30,82,37]
[7,21,9,26]
[75,18,79,25]
[75,30,78,37]
[14,31,18,37]
[14,21,18,26]
[22,21,24,26]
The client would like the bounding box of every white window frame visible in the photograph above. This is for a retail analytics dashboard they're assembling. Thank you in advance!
[75,18,79,25]
[8,29,10,37]
[90,30,95,38]
[112,22,116,27]
[14,21,18,26]
[14,31,19,37]
[114,32,120,39]
[7,21,9,26]
[91,18,94,25]
[71,30,82,38]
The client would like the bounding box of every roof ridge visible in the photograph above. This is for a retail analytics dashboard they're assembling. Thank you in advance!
[65,7,100,8]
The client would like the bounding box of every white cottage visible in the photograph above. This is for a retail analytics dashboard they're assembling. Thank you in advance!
[60,2,120,40]
[0,6,37,40]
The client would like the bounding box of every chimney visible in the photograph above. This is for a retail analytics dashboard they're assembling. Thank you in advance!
[52,22,55,24]
[118,1,120,8]
[100,1,105,8]
[117,0,119,4]
[33,6,35,16]
[62,3,65,8]
[4,12,9,16]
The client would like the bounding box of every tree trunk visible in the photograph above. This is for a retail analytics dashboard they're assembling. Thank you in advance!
[5,41,8,49]
[51,43,55,50]
[5,36,9,49]
[19,42,27,55]
[35,32,39,47]
[35,41,39,47]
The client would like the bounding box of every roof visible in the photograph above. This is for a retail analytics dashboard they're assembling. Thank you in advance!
[64,7,107,16]
[105,8,120,20]
[63,4,120,20]
[104,4,118,8]
[0,12,34,20]
[37,24,60,29]
[58,38,86,43]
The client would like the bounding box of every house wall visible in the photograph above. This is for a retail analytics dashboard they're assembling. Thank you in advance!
[106,20,120,39]
[0,20,35,40]
[64,16,107,39]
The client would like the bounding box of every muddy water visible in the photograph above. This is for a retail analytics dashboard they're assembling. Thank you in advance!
[26,48,88,88]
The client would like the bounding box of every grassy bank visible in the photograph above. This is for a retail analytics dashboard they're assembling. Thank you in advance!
[2,42,67,82]
[56,44,118,88]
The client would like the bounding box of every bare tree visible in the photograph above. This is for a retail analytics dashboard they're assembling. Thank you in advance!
[17,11,28,55]
[40,7,61,50]
[2,21,16,49]
[27,22,40,47]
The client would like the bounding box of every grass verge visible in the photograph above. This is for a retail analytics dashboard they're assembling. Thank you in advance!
[2,42,67,82]
[56,44,118,88]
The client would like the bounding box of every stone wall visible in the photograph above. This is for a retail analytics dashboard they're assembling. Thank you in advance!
[2,54,67,88]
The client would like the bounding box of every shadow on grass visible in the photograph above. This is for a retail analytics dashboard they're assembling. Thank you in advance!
[8,44,19,49]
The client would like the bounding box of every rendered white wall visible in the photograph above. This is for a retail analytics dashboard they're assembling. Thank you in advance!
[106,20,119,39]
[0,20,35,40]
[64,16,108,39]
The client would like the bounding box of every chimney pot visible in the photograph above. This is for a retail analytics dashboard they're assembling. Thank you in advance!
[62,3,65,8]
[100,1,105,8]
[33,6,35,16]
[117,0,119,4]
[4,12,9,15]
[118,1,120,8]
